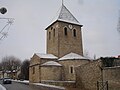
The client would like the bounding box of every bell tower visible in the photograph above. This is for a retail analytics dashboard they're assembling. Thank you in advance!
[45,4,83,58]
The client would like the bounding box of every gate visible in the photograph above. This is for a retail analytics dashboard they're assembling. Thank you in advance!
[97,81,108,90]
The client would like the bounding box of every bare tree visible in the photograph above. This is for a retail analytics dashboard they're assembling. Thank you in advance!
[20,59,30,80]
[0,63,2,71]
[1,56,21,72]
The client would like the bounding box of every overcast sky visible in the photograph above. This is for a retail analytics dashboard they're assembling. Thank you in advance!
[0,0,120,61]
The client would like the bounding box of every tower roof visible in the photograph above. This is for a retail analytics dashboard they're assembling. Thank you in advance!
[57,4,80,25]
[46,4,81,30]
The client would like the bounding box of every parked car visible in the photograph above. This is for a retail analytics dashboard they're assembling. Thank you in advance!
[3,78,12,84]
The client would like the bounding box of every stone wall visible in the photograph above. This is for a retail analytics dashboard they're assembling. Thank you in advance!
[29,54,40,83]
[75,60,102,90]
[30,54,40,66]
[29,65,40,83]
[75,59,120,90]
[103,66,120,82]
[47,22,59,57]
[46,21,83,58]
[41,58,57,65]
[59,59,89,81]
[58,21,83,57]
[41,66,62,81]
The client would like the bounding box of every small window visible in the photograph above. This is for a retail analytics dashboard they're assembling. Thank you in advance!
[53,29,55,37]
[49,32,51,40]
[73,29,76,37]
[69,66,74,74]
[64,27,67,36]
[51,27,53,30]
[32,67,35,74]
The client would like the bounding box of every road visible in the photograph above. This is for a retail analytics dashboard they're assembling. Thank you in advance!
[0,81,40,90]
[0,81,64,90]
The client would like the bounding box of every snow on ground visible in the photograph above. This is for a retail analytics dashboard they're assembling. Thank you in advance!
[13,80,65,90]
[41,80,75,83]
[0,84,6,90]
[13,80,29,84]
[33,83,65,90]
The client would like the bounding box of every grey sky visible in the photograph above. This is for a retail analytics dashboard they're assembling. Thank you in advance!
[0,0,120,61]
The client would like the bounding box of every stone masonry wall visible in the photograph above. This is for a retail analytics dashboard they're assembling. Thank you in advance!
[41,66,62,81]
[76,59,120,90]
[103,67,120,90]
[58,22,83,58]
[29,54,40,83]
[75,60,102,90]
[103,66,120,82]
[59,60,89,81]
[29,65,40,83]
[47,21,83,58]
[47,22,59,57]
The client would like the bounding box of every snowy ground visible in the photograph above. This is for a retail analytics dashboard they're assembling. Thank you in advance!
[13,80,29,84]
[13,80,65,90]
[0,84,6,90]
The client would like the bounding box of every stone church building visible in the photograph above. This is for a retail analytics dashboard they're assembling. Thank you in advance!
[29,4,90,83]
[29,3,120,90]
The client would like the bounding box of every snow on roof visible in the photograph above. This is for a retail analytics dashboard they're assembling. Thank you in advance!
[46,4,81,30]
[36,53,58,59]
[57,4,80,25]
[58,52,89,61]
[41,61,62,67]
[6,71,11,73]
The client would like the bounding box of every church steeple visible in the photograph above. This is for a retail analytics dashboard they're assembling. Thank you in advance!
[46,4,81,30]
[57,4,80,25]
[46,4,83,58]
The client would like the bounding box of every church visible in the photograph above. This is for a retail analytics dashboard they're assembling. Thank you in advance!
[29,3,90,83]
[29,3,120,90]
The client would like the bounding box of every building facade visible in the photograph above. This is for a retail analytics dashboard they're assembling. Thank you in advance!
[29,4,89,83]
[29,3,120,90]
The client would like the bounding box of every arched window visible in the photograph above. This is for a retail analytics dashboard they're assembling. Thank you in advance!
[69,66,74,74]
[53,29,55,37]
[49,32,51,40]
[73,29,76,37]
[32,67,35,74]
[64,27,67,36]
